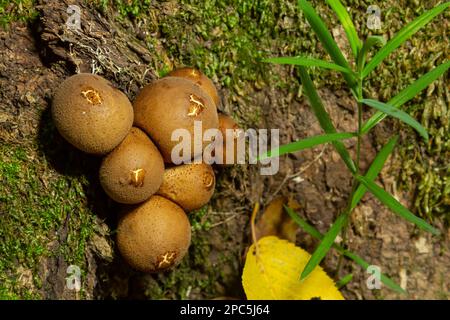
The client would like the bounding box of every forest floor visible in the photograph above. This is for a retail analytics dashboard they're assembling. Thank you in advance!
[0,0,448,299]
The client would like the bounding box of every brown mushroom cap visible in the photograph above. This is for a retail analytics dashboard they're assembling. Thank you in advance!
[157,163,215,212]
[117,195,191,273]
[99,127,164,204]
[133,77,219,163]
[168,67,220,107]
[52,73,134,155]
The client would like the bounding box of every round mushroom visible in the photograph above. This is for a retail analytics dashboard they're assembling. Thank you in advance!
[133,77,219,162]
[157,163,215,212]
[168,67,220,107]
[117,195,191,273]
[52,73,134,155]
[99,127,164,204]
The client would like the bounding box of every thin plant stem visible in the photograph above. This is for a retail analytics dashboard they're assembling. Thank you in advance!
[334,184,355,277]
[335,76,364,278]
[356,77,364,174]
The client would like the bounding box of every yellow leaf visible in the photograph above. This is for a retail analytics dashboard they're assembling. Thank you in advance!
[242,236,344,300]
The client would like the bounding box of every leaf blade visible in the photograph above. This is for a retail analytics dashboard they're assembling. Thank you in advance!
[298,66,357,173]
[264,56,352,73]
[326,0,361,58]
[298,0,356,88]
[361,99,429,140]
[362,2,450,78]
[285,205,323,240]
[357,36,386,72]
[341,249,406,294]
[350,135,398,210]
[355,175,440,235]
[361,60,450,134]
[259,132,355,160]
[336,274,353,289]
[300,212,348,280]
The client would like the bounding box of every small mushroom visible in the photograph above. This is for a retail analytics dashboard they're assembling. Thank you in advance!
[117,195,191,273]
[133,77,219,162]
[99,127,164,204]
[168,67,220,107]
[52,73,134,155]
[157,163,215,212]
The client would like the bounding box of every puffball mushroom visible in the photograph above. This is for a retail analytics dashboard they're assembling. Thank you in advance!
[99,127,164,204]
[168,67,220,107]
[157,163,215,212]
[133,77,219,162]
[117,195,191,273]
[52,73,134,155]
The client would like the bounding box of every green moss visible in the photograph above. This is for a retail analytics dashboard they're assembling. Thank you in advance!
[156,0,302,89]
[0,0,38,28]
[190,206,213,232]
[0,143,96,299]
[94,0,152,20]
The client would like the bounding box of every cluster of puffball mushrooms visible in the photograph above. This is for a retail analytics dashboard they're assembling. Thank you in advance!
[52,68,240,273]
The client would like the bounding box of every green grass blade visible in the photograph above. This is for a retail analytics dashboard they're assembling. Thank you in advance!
[300,212,348,280]
[362,2,450,78]
[259,132,355,160]
[350,136,398,210]
[361,99,429,140]
[357,36,386,72]
[285,206,324,240]
[284,206,406,294]
[336,274,353,289]
[355,175,440,235]
[298,67,357,173]
[361,60,450,134]
[264,56,353,73]
[298,0,356,88]
[379,274,407,294]
[341,250,406,294]
[325,0,361,58]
